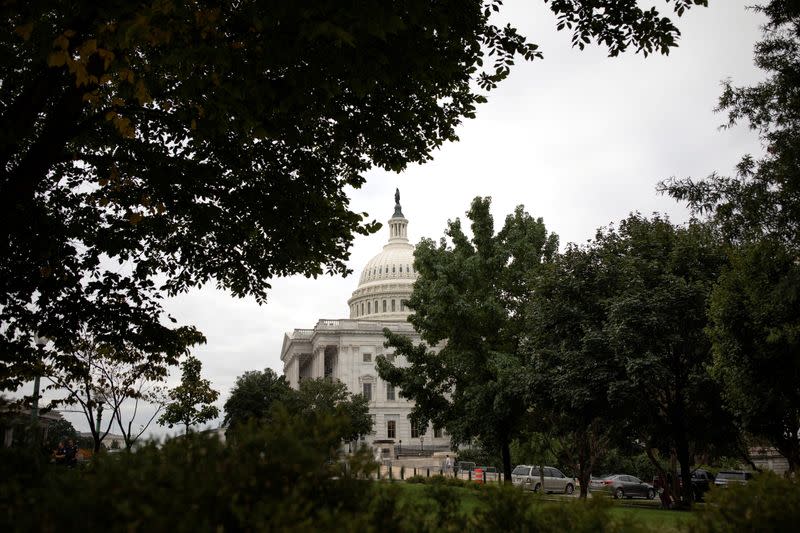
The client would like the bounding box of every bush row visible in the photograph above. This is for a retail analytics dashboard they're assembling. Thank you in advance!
[2,411,798,532]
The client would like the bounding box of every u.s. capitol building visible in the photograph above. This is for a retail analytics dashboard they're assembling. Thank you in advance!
[281,191,450,452]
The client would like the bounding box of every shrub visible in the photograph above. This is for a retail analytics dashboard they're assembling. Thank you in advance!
[469,484,642,533]
[690,471,800,533]
[0,408,379,532]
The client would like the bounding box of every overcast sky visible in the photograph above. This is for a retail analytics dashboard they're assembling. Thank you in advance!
[51,1,767,439]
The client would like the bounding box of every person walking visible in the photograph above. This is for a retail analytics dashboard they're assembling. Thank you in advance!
[444,455,453,477]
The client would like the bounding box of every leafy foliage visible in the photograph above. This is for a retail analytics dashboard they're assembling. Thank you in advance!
[42,418,78,453]
[708,240,800,471]
[690,472,800,533]
[45,336,167,451]
[1,0,706,394]
[0,416,641,533]
[379,197,558,481]
[288,378,373,443]
[0,410,378,532]
[663,0,800,249]
[662,0,800,472]
[222,367,291,432]
[527,242,621,497]
[158,356,219,433]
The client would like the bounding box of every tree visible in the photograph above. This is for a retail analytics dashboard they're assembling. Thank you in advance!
[288,378,372,444]
[597,215,735,507]
[708,239,800,471]
[223,368,291,433]
[1,0,706,393]
[526,244,622,498]
[159,356,219,434]
[378,197,558,482]
[662,0,800,473]
[46,336,169,452]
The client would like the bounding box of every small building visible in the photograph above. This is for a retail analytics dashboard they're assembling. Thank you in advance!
[749,446,791,476]
[1,406,65,448]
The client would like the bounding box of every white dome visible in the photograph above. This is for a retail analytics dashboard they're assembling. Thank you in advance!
[347,191,416,321]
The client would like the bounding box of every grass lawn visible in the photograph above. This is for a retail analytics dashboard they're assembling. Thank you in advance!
[609,506,695,532]
[392,481,484,516]
[391,482,698,532]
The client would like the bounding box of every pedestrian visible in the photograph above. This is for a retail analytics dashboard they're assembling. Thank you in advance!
[52,440,66,465]
[445,455,452,477]
[64,438,78,467]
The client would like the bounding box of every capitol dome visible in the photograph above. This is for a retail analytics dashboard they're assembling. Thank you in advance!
[347,190,417,321]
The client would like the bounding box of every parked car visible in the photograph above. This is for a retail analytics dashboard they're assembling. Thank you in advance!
[714,470,754,488]
[511,465,575,494]
[591,474,656,500]
[652,468,716,502]
[690,469,715,501]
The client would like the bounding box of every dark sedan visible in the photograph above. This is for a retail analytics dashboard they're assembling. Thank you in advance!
[590,474,656,500]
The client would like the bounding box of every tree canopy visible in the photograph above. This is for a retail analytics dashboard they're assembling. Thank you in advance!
[526,243,621,498]
[1,0,706,392]
[288,378,373,444]
[158,356,219,434]
[378,197,558,481]
[596,215,734,506]
[223,368,291,431]
[662,0,800,473]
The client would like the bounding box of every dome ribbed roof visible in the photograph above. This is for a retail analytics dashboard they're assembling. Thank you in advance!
[347,190,416,321]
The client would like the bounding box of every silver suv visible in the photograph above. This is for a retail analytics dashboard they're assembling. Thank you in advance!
[511,465,575,494]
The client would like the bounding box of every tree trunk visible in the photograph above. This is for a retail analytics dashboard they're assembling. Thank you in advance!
[676,436,694,509]
[501,439,512,484]
[578,439,591,500]
[93,404,103,453]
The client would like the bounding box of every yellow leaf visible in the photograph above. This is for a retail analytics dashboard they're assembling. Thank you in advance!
[47,51,67,67]
[113,116,134,138]
[80,39,97,56]
[14,22,33,41]
[134,80,151,104]
[53,34,69,50]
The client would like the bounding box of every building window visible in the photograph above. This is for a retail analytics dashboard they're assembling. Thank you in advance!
[387,420,396,439]
[363,353,372,363]
[367,301,371,314]
[383,300,387,312]
[400,301,405,311]
[362,382,372,401]
[411,421,419,439]
[387,384,395,401]
[369,415,376,435]
[391,300,396,312]
[434,427,443,438]
[361,303,364,315]
[392,265,396,273]
[374,300,378,313]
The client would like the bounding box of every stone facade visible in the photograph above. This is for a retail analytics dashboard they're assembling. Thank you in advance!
[281,191,450,451]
